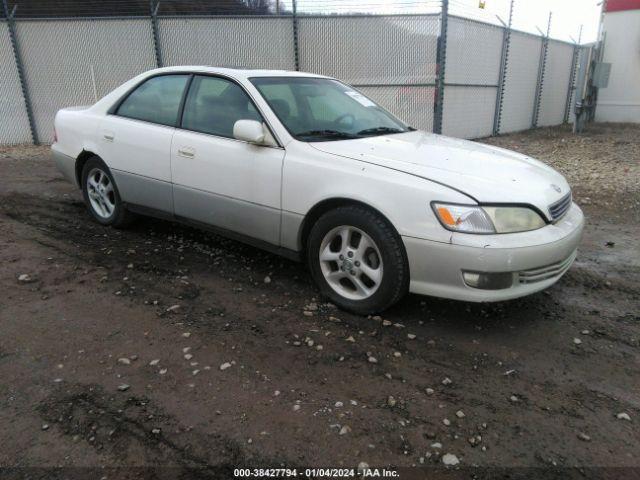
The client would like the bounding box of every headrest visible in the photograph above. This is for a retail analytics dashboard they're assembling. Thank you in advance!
[270,98,290,118]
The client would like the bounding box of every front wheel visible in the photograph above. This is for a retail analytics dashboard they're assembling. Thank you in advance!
[307,205,409,315]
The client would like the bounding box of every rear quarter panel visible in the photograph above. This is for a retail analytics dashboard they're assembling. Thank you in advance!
[54,108,103,160]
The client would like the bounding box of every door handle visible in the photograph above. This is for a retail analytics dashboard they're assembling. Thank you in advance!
[177,147,195,158]
[103,131,115,141]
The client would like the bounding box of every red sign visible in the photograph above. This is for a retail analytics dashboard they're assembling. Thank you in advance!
[606,0,640,12]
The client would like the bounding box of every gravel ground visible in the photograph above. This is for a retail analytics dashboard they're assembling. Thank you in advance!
[0,123,638,478]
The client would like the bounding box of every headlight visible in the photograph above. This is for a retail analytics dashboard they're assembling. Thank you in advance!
[483,206,546,233]
[432,203,546,234]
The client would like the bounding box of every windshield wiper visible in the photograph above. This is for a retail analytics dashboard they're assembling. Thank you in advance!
[296,129,360,140]
[357,126,406,136]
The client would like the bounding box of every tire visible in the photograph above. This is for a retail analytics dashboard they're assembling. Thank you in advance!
[81,156,135,228]
[307,204,409,315]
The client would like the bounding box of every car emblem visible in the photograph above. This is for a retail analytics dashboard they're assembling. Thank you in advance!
[551,184,561,193]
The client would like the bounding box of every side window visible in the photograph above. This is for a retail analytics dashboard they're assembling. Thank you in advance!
[116,75,190,127]
[181,76,261,138]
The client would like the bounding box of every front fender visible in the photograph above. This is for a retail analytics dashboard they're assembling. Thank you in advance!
[281,142,472,251]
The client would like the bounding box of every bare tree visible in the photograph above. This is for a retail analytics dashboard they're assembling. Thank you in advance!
[242,0,273,14]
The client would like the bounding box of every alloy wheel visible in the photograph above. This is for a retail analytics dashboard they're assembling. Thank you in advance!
[86,168,116,219]
[318,225,384,301]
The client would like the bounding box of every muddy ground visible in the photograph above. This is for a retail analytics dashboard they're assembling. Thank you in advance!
[0,123,638,479]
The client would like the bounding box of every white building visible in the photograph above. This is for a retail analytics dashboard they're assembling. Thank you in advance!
[596,0,640,122]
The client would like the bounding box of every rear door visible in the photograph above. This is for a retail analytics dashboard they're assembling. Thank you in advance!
[98,73,191,213]
[170,75,285,245]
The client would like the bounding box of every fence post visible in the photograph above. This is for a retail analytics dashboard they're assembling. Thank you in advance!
[563,26,582,123]
[563,44,579,123]
[150,0,162,68]
[532,12,551,128]
[2,0,38,144]
[433,0,448,134]
[492,0,513,136]
[292,0,300,71]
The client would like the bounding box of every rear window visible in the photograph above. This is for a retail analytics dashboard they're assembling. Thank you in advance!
[116,75,190,127]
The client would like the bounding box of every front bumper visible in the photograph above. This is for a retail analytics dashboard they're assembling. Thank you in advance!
[403,203,585,302]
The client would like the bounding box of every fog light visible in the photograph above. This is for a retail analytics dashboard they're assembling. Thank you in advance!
[462,271,514,290]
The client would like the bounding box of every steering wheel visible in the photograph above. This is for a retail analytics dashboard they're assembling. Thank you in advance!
[334,113,355,126]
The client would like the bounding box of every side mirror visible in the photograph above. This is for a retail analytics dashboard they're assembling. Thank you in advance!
[233,119,265,144]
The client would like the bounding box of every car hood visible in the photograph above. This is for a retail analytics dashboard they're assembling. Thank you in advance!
[310,130,570,220]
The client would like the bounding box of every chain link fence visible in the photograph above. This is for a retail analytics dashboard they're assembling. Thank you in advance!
[0,1,584,145]
[15,18,157,142]
[159,16,296,69]
[537,40,575,127]
[0,20,31,144]
[499,31,543,134]
[298,14,440,132]
[442,16,502,139]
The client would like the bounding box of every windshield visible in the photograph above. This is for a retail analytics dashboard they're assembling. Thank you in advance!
[250,77,412,142]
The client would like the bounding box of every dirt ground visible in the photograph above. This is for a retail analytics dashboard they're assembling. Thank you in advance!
[0,123,638,479]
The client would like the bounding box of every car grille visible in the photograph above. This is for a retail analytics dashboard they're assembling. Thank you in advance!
[518,252,576,284]
[548,192,572,221]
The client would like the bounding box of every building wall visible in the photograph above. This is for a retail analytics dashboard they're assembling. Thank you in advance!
[596,9,640,122]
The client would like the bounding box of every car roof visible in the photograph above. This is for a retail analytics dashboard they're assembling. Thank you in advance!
[149,65,331,80]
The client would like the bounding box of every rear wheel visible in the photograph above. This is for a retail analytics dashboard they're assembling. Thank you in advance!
[81,156,135,228]
[307,205,409,314]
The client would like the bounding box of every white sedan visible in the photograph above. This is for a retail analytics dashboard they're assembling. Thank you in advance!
[52,66,584,314]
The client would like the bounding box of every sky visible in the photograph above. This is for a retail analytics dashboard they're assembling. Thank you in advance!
[293,0,603,43]
[450,0,602,43]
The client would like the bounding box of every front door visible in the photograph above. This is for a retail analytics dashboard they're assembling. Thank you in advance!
[170,75,284,245]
